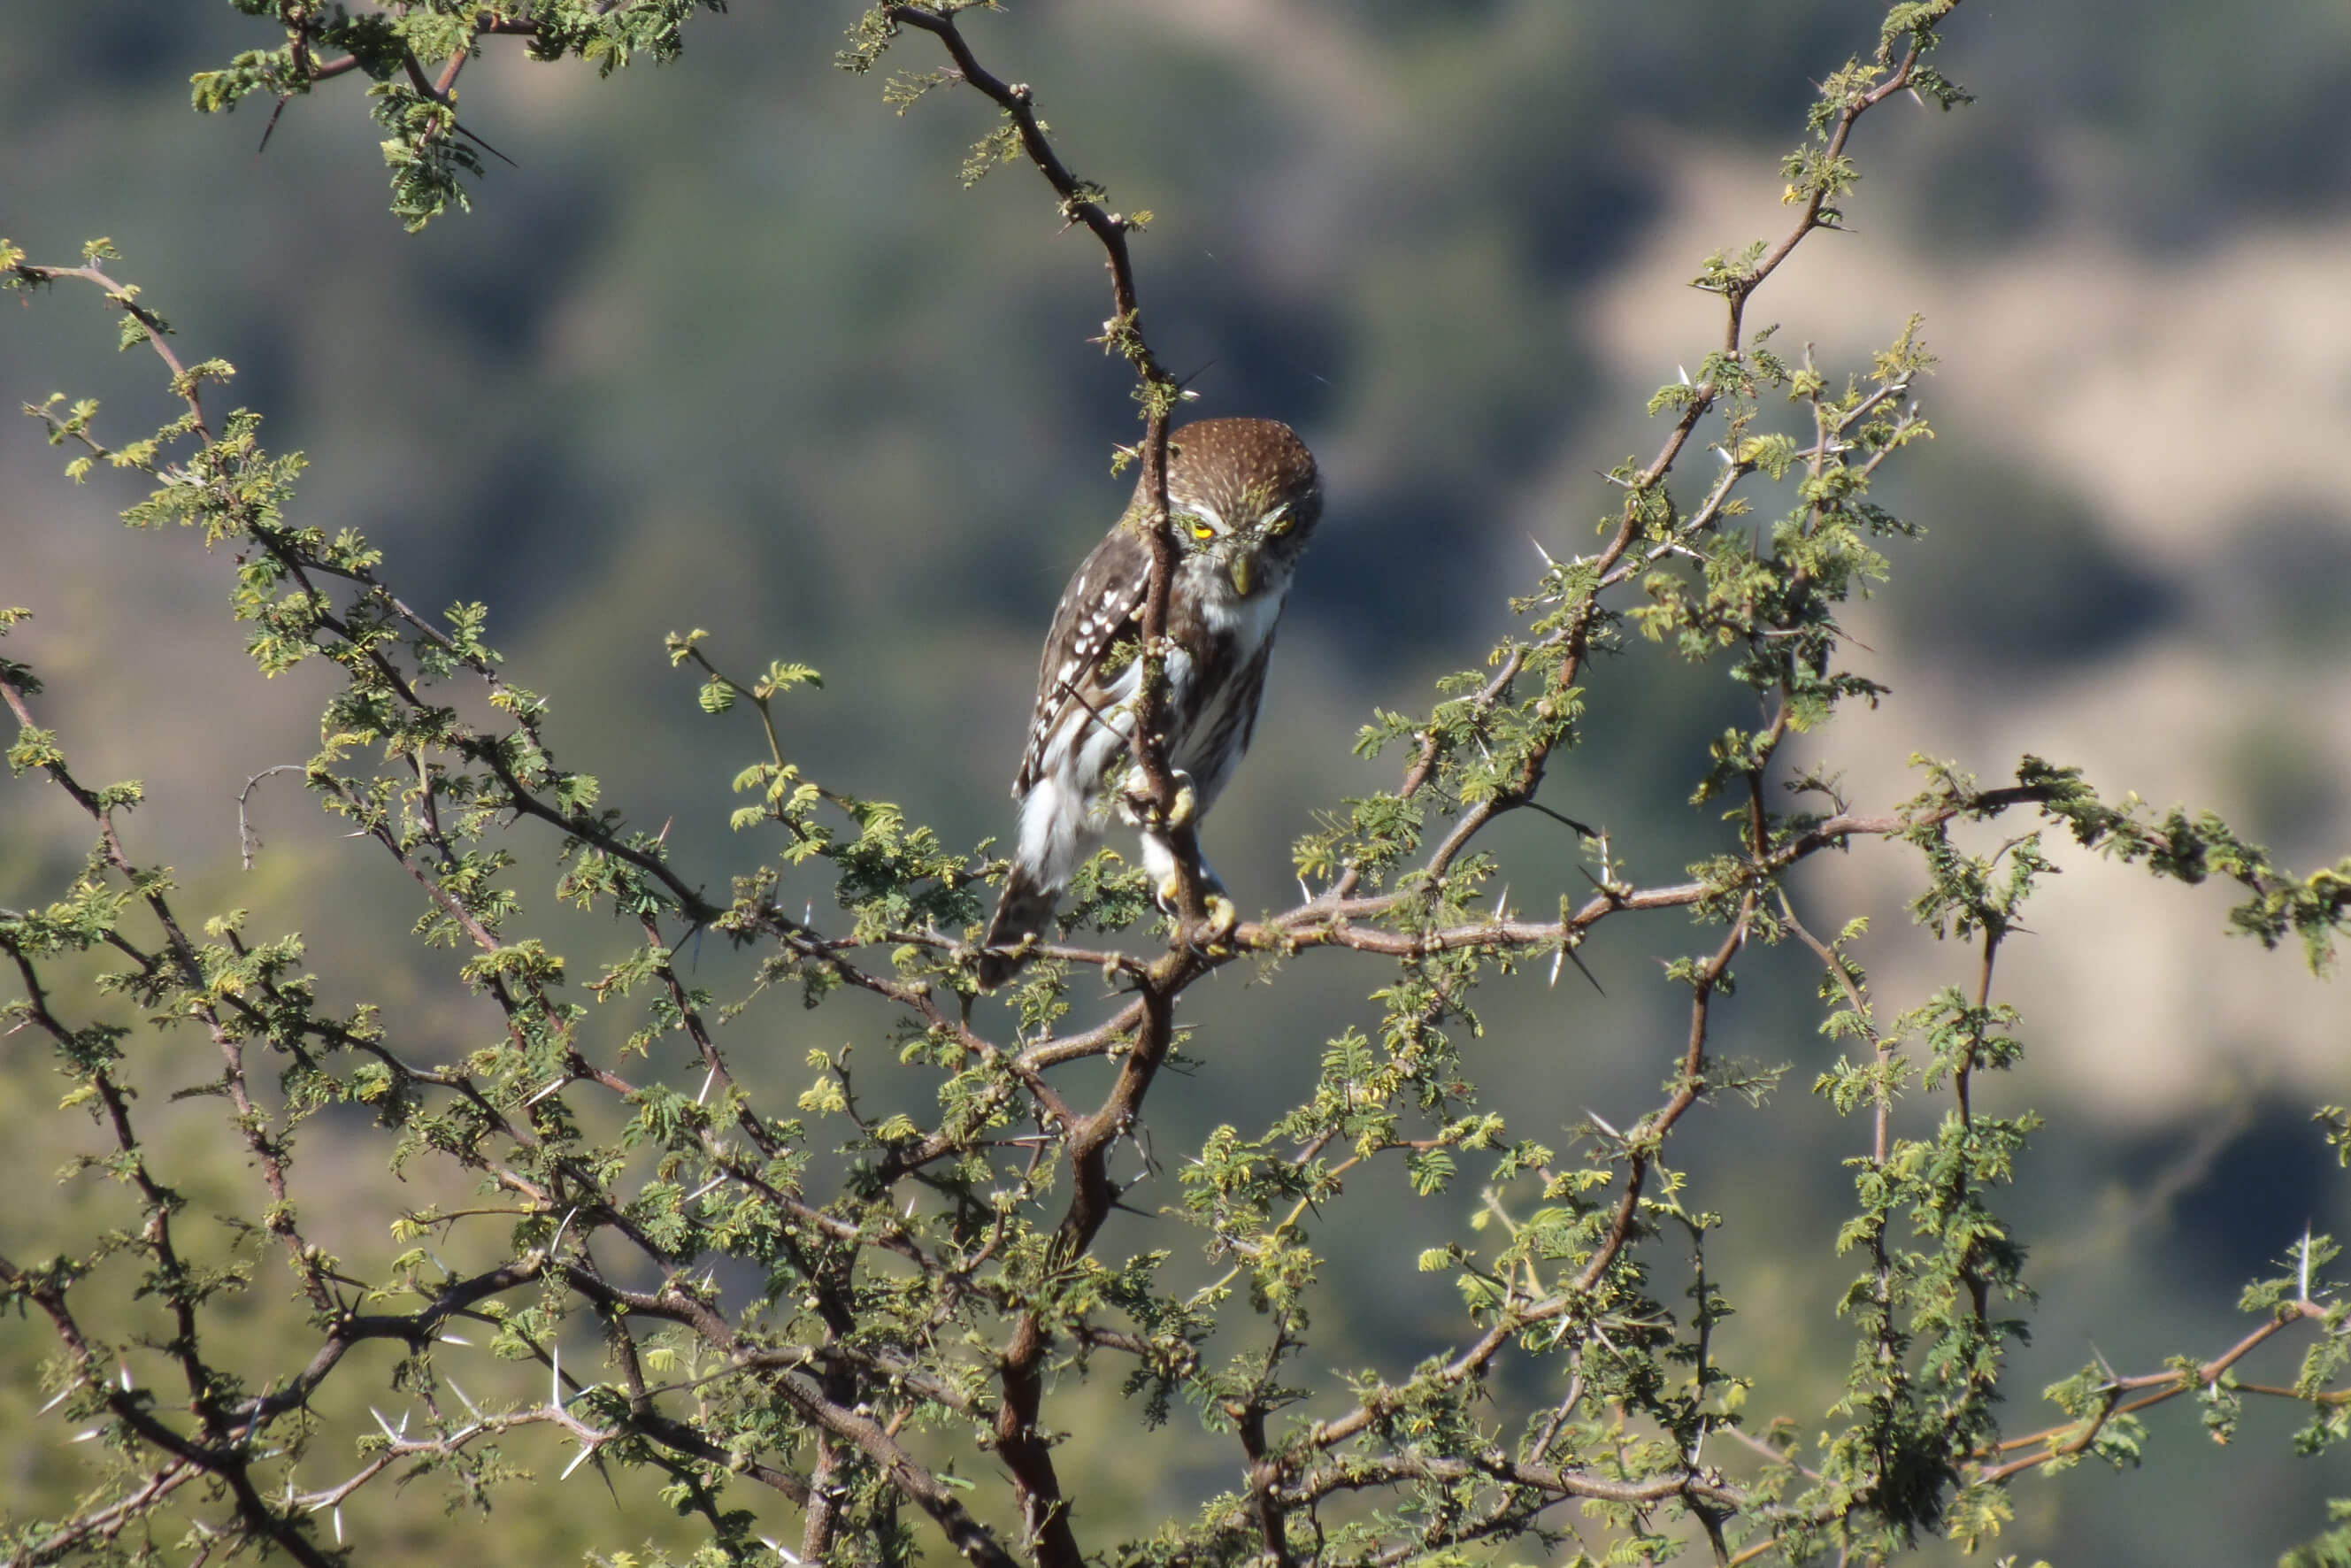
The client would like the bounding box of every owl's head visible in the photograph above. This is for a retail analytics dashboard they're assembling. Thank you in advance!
[1152,417,1322,599]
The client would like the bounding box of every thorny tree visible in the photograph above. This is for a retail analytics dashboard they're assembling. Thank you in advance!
[6,4,2351,1566]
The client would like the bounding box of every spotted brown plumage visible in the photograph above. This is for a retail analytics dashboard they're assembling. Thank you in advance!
[979,418,1323,988]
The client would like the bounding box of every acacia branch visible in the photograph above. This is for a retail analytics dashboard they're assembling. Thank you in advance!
[1329,22,1946,908]
[883,3,1210,931]
[1976,1301,2334,1482]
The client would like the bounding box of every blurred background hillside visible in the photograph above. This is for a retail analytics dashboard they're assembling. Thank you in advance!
[4,3,2349,1563]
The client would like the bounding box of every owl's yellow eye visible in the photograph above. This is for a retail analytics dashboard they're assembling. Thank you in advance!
[1188,519,1216,542]
[1261,503,1293,536]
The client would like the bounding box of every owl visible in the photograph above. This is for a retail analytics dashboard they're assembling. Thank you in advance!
[978,418,1323,988]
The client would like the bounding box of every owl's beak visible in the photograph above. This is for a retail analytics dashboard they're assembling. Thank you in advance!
[1228,555,1255,596]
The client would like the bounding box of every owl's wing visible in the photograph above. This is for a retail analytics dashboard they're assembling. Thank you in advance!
[1012,523,1154,796]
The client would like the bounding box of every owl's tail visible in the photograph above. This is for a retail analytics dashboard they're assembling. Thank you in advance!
[978,870,1059,989]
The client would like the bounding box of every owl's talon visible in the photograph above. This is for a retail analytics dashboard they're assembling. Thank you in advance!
[1121,769,1198,829]
[1173,894,1241,962]
[1118,780,1156,828]
[1165,774,1198,828]
[1202,893,1238,942]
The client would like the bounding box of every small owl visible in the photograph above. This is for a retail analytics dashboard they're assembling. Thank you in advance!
[979,418,1323,988]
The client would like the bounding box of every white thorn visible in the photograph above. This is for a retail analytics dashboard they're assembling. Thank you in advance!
[2301,1226,2314,1300]
[560,1442,598,1480]
[1549,947,1565,989]
[36,1386,73,1416]
[118,1361,133,1392]
[1678,364,1692,385]
[70,1428,104,1443]
[369,1406,401,1442]
[905,1195,918,1218]
[334,1506,344,1545]
[549,1205,580,1255]
[696,1066,717,1105]
[1587,1109,1622,1141]
[550,1343,562,1407]
[437,1333,471,1347]
[448,1380,483,1420]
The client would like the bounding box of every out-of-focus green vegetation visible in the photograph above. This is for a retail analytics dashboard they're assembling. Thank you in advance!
[4,4,2349,1565]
